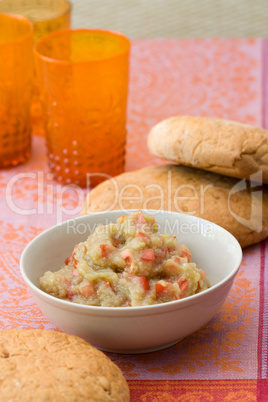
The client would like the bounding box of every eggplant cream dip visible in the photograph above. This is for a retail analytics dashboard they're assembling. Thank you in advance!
[40,211,210,307]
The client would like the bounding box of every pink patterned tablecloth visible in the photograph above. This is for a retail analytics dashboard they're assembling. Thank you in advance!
[1,39,268,401]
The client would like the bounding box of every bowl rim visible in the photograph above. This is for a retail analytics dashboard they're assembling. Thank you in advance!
[20,209,243,314]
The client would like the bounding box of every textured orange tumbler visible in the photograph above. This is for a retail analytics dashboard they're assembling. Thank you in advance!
[0,0,72,137]
[34,29,130,187]
[0,0,71,42]
[0,14,33,168]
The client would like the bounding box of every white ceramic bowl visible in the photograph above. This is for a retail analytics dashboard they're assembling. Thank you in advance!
[20,210,242,354]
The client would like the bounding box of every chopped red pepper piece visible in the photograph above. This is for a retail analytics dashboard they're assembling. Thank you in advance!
[164,262,180,275]
[179,281,188,294]
[181,249,191,262]
[80,283,95,298]
[100,244,110,258]
[137,231,150,244]
[177,276,189,297]
[67,290,74,301]
[172,255,182,264]
[140,248,155,262]
[135,210,147,228]
[65,245,79,265]
[65,255,72,265]
[154,248,167,264]
[113,237,121,248]
[64,280,74,300]
[155,282,166,295]
[121,249,134,265]
[199,269,206,280]
[72,268,79,277]
[137,276,150,290]
[65,253,78,269]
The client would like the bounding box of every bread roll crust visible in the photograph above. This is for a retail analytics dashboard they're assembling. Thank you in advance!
[147,116,268,183]
[81,164,268,248]
[0,329,130,401]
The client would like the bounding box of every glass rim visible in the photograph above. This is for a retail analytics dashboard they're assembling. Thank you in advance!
[0,0,71,23]
[31,0,71,23]
[34,28,131,65]
[0,13,33,47]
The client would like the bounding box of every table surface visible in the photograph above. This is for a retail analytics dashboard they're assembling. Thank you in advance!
[71,0,268,38]
[1,39,268,401]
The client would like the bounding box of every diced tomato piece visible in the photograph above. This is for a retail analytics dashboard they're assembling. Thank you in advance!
[137,276,149,291]
[64,281,74,300]
[100,244,110,258]
[79,283,95,298]
[177,274,184,284]
[65,253,78,268]
[128,274,149,291]
[168,247,176,254]
[67,290,74,301]
[164,262,179,275]
[155,282,167,296]
[65,255,72,265]
[135,210,147,228]
[65,245,79,265]
[121,249,134,265]
[172,255,182,264]
[113,237,121,248]
[137,231,150,244]
[179,281,188,294]
[72,268,79,277]
[154,248,167,264]
[181,249,191,262]
[155,281,178,300]
[155,283,165,294]
[140,248,154,262]
[177,276,189,297]
[199,269,206,280]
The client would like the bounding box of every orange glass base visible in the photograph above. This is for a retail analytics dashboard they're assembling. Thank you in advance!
[0,148,31,169]
[46,137,126,188]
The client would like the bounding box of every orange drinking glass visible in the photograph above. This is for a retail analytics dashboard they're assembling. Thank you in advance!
[34,29,130,188]
[0,0,71,42]
[0,14,33,168]
[0,0,71,136]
